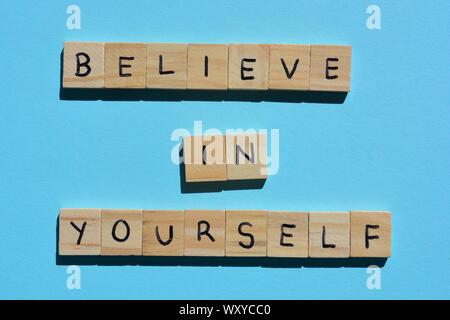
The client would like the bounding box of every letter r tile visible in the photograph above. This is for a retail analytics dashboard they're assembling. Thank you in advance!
[184,210,225,256]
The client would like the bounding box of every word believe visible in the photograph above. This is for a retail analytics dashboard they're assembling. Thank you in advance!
[59,209,391,258]
[63,42,352,91]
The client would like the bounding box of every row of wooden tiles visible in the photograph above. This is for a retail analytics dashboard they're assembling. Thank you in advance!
[183,133,268,182]
[59,209,391,258]
[63,42,352,91]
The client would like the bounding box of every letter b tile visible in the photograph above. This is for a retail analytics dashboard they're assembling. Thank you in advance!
[63,42,105,88]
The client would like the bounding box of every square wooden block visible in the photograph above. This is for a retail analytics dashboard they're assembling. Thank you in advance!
[184,210,225,256]
[183,135,227,182]
[104,43,147,88]
[226,210,268,256]
[101,209,143,255]
[228,44,269,90]
[147,43,187,89]
[269,44,310,90]
[142,210,184,256]
[187,44,228,90]
[226,133,268,180]
[267,211,309,257]
[309,212,350,258]
[350,211,391,257]
[63,42,105,88]
[59,208,101,255]
[309,45,352,92]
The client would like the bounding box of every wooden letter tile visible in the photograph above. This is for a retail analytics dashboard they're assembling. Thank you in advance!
[187,44,228,90]
[184,210,225,256]
[104,43,147,88]
[226,133,268,180]
[350,211,391,257]
[226,210,267,256]
[63,42,104,88]
[147,43,187,89]
[309,45,352,92]
[183,135,227,182]
[309,212,350,258]
[142,210,184,256]
[228,44,269,90]
[269,44,310,90]
[267,211,309,257]
[59,208,101,255]
[101,209,142,255]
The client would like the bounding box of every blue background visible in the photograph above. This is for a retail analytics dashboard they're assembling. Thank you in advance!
[0,0,449,299]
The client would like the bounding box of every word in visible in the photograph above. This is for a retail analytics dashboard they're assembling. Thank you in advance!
[182,133,267,182]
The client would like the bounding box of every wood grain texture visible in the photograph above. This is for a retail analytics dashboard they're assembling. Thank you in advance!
[228,44,269,90]
[267,211,309,257]
[183,135,227,182]
[187,44,228,90]
[225,210,268,256]
[101,209,142,255]
[350,211,391,257]
[104,43,147,88]
[269,44,310,90]
[59,208,101,255]
[309,212,350,258]
[147,43,187,89]
[142,210,184,256]
[63,42,105,88]
[184,210,225,256]
[226,133,268,180]
[309,45,352,92]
